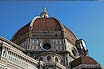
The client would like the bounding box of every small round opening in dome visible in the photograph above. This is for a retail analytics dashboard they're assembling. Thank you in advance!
[43,43,51,50]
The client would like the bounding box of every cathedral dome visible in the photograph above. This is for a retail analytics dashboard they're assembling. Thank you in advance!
[11,8,77,45]
[30,17,62,31]
[8,8,102,69]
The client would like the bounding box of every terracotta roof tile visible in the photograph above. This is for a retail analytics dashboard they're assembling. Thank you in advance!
[33,18,61,31]
[71,56,98,68]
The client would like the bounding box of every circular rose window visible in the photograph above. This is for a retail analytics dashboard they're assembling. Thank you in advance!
[43,43,51,50]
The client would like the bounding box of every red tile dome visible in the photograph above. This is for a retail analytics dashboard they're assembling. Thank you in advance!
[11,9,77,44]
[32,18,62,31]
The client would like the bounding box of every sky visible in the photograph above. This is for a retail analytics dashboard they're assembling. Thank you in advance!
[0,1,104,66]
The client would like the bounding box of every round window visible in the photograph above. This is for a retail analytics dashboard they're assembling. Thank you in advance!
[43,43,51,50]
[47,56,51,61]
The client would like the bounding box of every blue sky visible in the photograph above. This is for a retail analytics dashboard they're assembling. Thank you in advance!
[0,1,104,66]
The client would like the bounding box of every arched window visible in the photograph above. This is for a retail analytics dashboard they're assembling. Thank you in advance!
[39,57,43,61]
[47,56,51,61]
[55,57,59,63]
[72,47,78,56]
[3,51,7,57]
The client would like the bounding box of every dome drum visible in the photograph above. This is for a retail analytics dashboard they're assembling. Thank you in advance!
[36,52,63,65]
[11,17,77,47]
[31,31,63,39]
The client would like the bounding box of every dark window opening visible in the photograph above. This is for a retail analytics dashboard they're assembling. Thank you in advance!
[39,57,43,61]
[43,43,51,50]
[72,48,78,56]
[55,34,57,37]
[47,56,51,61]
[55,57,59,63]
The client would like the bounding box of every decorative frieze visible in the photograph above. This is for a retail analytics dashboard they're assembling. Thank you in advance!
[0,37,44,69]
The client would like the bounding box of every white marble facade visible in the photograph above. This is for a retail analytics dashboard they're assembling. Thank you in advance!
[0,36,42,69]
